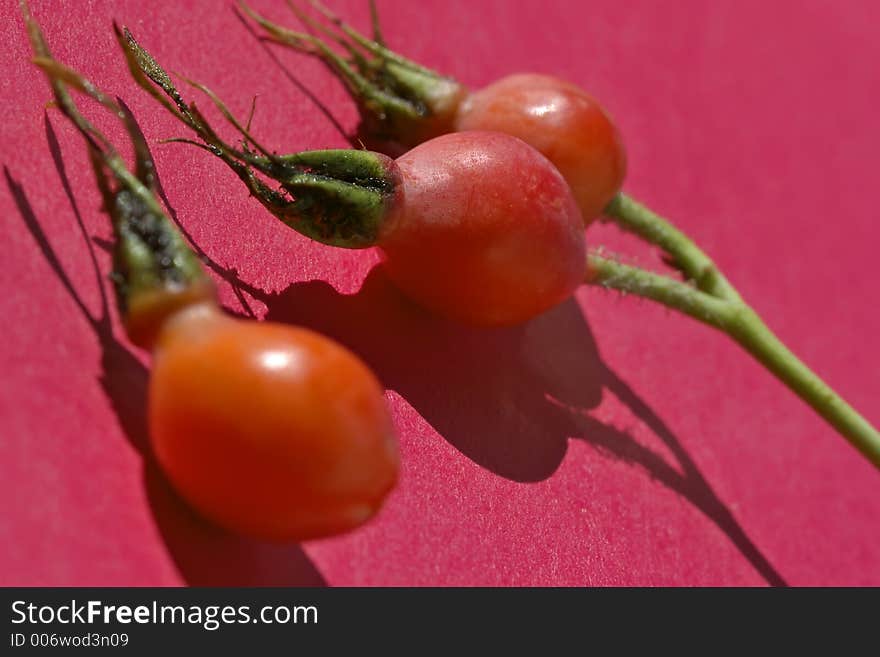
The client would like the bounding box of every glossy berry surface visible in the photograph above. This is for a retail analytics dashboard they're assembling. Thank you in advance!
[149,302,399,542]
[379,131,587,326]
[455,74,627,223]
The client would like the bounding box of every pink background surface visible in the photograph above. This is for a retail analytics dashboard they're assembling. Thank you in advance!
[2,0,879,586]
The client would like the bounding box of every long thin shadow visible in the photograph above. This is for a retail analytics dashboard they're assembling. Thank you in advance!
[232,4,352,144]
[575,365,787,586]
[4,120,326,587]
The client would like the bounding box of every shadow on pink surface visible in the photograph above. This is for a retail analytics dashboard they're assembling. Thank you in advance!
[228,270,787,586]
[7,109,787,587]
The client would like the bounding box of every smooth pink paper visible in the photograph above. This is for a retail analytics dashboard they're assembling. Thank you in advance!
[1,0,878,586]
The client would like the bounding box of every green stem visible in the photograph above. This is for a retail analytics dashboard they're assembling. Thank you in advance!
[587,253,734,330]
[605,193,741,302]
[588,253,880,469]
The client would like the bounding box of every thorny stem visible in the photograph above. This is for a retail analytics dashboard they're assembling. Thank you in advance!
[588,248,880,471]
[605,193,741,302]
[243,0,465,150]
[368,0,385,46]
[587,253,734,330]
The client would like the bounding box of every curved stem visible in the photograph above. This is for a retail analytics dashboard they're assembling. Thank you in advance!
[605,193,741,302]
[587,253,880,470]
